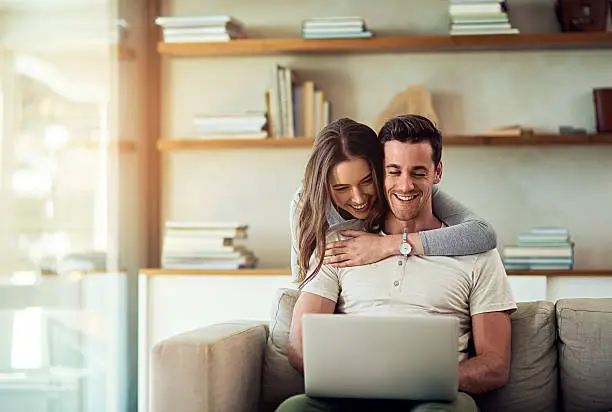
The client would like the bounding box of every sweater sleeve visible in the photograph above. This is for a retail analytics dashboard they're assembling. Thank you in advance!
[420,186,498,256]
[289,187,302,280]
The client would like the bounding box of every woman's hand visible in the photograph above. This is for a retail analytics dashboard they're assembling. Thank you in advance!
[324,231,399,268]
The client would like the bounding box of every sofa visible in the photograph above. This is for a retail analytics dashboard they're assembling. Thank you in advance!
[151,288,612,412]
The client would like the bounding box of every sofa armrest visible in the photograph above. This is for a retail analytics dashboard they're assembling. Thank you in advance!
[151,321,269,412]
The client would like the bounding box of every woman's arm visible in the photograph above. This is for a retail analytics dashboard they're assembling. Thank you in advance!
[323,187,496,267]
[423,186,497,255]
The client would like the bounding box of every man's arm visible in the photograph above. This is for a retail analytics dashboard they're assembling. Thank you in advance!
[458,311,512,395]
[287,291,336,375]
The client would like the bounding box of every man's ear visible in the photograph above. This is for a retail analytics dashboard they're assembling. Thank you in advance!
[433,161,443,184]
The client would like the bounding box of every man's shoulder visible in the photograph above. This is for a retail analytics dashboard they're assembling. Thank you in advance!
[473,248,504,265]
[441,248,504,276]
[326,220,365,242]
[451,248,503,264]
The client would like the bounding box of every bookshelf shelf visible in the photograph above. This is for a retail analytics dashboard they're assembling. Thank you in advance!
[157,137,314,150]
[140,268,291,276]
[139,268,611,277]
[157,134,612,151]
[158,33,612,57]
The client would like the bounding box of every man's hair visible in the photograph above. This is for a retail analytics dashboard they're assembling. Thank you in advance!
[378,114,442,166]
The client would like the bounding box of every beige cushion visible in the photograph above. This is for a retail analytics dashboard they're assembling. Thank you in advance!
[475,301,558,412]
[261,288,304,411]
[557,298,612,412]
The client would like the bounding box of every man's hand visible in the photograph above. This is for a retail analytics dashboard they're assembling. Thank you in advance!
[288,292,336,374]
[458,311,512,395]
[323,231,400,267]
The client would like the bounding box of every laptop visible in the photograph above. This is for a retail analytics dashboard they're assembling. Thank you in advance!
[302,313,459,401]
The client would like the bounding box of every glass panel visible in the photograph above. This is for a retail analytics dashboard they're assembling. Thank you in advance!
[0,1,128,412]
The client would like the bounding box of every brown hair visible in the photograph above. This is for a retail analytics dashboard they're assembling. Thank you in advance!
[297,118,385,287]
[378,114,442,166]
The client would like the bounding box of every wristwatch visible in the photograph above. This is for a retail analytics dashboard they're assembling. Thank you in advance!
[399,231,412,256]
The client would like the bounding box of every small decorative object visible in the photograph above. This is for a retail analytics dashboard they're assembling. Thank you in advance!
[555,0,611,32]
[483,125,534,137]
[374,85,439,133]
[593,88,612,133]
[558,126,587,134]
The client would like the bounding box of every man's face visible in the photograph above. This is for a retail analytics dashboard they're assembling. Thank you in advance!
[384,140,442,222]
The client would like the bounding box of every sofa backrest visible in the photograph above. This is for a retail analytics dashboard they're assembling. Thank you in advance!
[261,288,559,412]
[556,298,612,412]
[475,300,558,412]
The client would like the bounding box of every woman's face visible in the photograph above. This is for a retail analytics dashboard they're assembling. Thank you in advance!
[329,158,377,220]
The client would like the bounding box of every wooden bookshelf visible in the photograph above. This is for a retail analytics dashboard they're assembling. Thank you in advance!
[444,133,612,146]
[158,33,612,57]
[140,268,291,276]
[157,137,314,150]
[140,268,610,277]
[157,134,612,151]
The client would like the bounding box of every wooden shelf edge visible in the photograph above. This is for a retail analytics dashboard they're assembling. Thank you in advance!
[157,134,612,151]
[157,137,314,150]
[446,134,612,145]
[507,270,612,277]
[140,268,292,276]
[158,33,612,56]
[139,268,610,277]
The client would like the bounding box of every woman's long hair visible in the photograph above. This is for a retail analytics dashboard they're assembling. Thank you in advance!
[296,118,385,287]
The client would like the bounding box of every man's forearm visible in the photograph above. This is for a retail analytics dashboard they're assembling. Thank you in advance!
[287,342,304,375]
[458,353,509,395]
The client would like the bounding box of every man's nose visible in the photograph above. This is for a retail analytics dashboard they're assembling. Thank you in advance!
[399,176,415,192]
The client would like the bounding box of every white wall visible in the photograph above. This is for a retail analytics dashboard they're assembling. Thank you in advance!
[161,0,612,272]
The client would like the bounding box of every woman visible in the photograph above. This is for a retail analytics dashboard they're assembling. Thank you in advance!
[290,117,496,283]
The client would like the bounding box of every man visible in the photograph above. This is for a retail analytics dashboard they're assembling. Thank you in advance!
[277,115,517,412]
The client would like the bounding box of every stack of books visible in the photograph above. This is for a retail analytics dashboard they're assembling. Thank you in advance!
[155,15,246,43]
[301,17,373,39]
[161,222,258,270]
[267,65,330,138]
[192,112,268,139]
[448,0,519,35]
[502,227,574,271]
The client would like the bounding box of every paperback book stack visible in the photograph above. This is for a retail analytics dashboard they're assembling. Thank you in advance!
[192,112,268,139]
[267,65,330,138]
[502,227,574,271]
[161,222,258,270]
[155,15,246,43]
[448,0,519,35]
[301,17,373,39]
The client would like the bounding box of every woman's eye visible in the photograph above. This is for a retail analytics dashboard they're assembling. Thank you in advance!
[334,187,348,192]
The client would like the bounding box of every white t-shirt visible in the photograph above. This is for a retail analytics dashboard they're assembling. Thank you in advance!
[301,221,517,361]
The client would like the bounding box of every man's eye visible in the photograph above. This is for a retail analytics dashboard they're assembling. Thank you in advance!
[388,171,400,176]
[361,178,373,184]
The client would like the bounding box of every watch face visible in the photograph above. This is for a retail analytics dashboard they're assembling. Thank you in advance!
[400,242,412,255]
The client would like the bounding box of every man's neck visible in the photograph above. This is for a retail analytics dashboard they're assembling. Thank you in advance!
[384,210,441,235]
